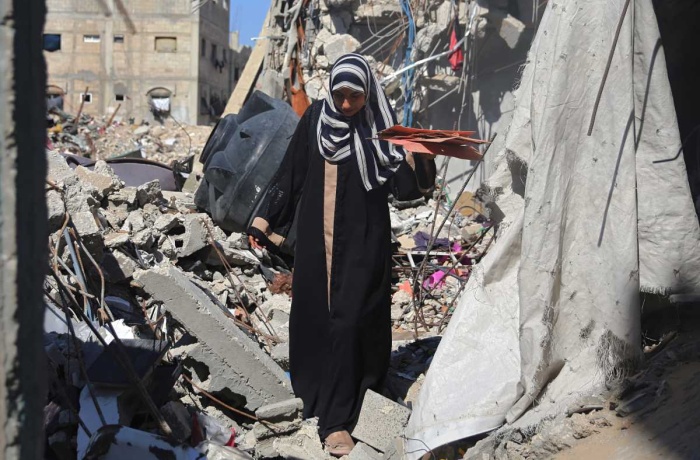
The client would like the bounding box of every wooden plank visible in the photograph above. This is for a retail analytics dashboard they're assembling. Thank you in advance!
[223,6,273,116]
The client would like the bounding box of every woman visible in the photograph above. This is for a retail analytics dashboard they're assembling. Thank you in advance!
[248,53,435,456]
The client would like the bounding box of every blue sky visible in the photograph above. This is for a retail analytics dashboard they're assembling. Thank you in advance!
[229,1,269,46]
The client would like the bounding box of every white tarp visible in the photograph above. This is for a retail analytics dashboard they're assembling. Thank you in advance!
[405,0,700,456]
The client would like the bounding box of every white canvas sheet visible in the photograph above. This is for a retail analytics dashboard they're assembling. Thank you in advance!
[405,0,700,456]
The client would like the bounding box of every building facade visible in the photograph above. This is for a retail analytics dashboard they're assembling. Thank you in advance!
[43,0,234,125]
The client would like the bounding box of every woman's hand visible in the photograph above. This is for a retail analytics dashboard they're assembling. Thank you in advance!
[248,235,265,250]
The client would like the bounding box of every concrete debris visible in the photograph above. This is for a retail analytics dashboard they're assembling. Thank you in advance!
[47,189,66,231]
[136,179,164,207]
[134,265,293,411]
[349,442,382,460]
[75,163,122,199]
[324,34,361,65]
[352,390,411,453]
[255,397,303,422]
[160,401,192,441]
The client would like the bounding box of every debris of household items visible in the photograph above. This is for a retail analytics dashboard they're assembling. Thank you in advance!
[43,149,300,459]
[194,91,300,245]
[387,186,494,336]
[46,104,211,182]
[378,126,488,160]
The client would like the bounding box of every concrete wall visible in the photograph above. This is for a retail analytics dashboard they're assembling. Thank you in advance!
[0,0,48,457]
[43,0,230,125]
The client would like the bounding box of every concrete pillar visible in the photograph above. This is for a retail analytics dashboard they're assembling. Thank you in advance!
[0,0,48,457]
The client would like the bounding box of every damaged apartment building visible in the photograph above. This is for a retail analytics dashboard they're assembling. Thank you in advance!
[42,0,248,125]
[235,0,542,188]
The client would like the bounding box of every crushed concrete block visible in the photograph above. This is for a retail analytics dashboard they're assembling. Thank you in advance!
[104,232,130,248]
[134,266,293,410]
[271,343,290,370]
[352,390,411,453]
[262,294,292,317]
[412,24,442,61]
[350,442,382,460]
[132,228,155,248]
[104,204,129,229]
[485,9,526,49]
[161,401,192,441]
[109,187,138,209]
[136,179,163,207]
[379,437,406,460]
[154,213,181,232]
[204,243,259,267]
[47,151,76,184]
[75,164,122,199]
[47,189,66,232]
[64,175,100,214]
[226,232,249,250]
[324,34,361,64]
[160,236,178,260]
[436,0,454,34]
[355,1,402,22]
[271,421,330,459]
[179,214,210,257]
[255,398,303,422]
[253,419,301,441]
[320,7,353,34]
[72,211,101,241]
[121,209,146,233]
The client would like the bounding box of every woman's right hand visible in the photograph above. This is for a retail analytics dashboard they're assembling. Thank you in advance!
[248,235,265,250]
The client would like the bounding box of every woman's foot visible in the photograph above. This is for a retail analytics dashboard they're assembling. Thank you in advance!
[324,430,355,457]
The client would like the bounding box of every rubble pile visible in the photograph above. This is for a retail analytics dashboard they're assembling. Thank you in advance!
[43,148,448,459]
[47,108,212,165]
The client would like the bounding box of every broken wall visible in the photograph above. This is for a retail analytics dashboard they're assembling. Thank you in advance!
[0,0,49,457]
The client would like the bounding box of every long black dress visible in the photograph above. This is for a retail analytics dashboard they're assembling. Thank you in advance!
[251,101,432,438]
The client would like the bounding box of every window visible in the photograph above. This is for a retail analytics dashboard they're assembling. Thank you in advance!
[211,43,217,59]
[81,93,93,103]
[43,34,61,52]
[155,36,177,53]
[83,34,101,43]
[114,35,124,43]
[115,94,125,102]
[201,38,206,57]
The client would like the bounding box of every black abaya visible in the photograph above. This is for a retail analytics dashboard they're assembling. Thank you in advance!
[252,101,432,438]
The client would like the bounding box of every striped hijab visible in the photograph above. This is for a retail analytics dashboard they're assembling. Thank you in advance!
[316,54,406,191]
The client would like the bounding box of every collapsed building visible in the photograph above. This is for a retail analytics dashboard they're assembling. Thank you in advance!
[0,0,697,459]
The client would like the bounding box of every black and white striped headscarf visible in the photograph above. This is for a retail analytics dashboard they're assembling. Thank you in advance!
[317,54,406,191]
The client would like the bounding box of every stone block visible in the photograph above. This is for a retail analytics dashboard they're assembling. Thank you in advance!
[350,442,382,460]
[179,213,209,257]
[109,188,138,209]
[154,213,181,232]
[75,164,121,199]
[47,151,76,184]
[136,179,163,207]
[351,390,411,453]
[255,398,303,422]
[271,342,290,370]
[324,34,361,65]
[134,266,293,411]
[104,232,130,248]
[47,189,66,232]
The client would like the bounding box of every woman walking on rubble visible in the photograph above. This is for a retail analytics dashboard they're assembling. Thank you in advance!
[248,53,434,456]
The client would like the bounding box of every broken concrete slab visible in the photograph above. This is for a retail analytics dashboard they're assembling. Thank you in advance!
[75,164,122,199]
[255,398,303,422]
[47,151,76,184]
[271,343,290,370]
[179,214,210,257]
[350,442,382,460]
[136,179,163,207]
[104,232,130,248]
[204,243,259,267]
[324,34,361,65]
[154,213,181,233]
[63,175,101,214]
[47,189,66,232]
[109,188,138,209]
[134,266,293,411]
[271,421,330,460]
[351,390,411,453]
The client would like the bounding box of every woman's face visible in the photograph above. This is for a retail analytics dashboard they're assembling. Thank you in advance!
[332,87,366,117]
